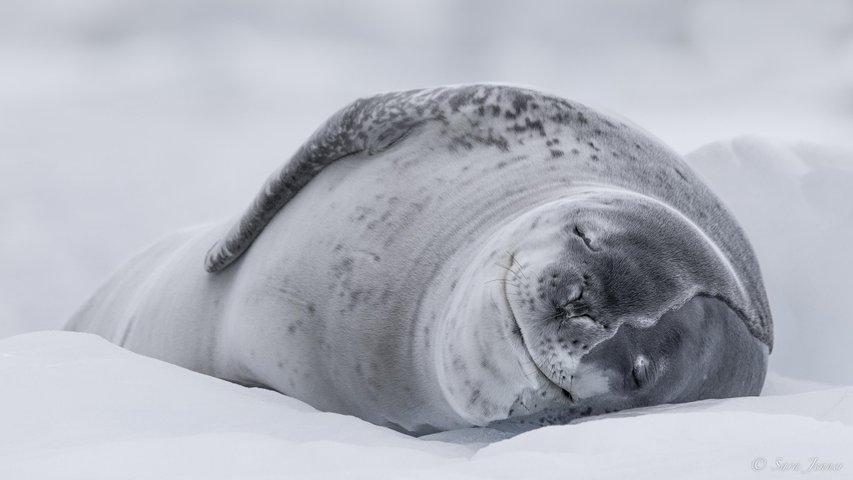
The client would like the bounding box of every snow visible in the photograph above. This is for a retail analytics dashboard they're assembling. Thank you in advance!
[2,1,853,477]
[1,331,850,479]
[686,138,853,385]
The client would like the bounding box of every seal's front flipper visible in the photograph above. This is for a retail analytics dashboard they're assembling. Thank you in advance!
[203,88,447,273]
[204,84,540,273]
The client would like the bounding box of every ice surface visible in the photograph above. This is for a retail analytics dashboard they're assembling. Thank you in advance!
[1,332,850,479]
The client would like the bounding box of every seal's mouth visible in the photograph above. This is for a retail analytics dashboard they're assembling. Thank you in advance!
[500,261,577,403]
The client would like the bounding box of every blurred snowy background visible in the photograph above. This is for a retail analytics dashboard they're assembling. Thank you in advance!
[2,2,853,478]
[1,0,852,386]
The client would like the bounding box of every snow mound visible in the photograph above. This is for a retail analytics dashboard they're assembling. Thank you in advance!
[685,137,853,385]
[1,331,850,479]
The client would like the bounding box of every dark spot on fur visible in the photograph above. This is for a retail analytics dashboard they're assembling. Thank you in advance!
[511,94,532,114]
[550,149,564,158]
[508,117,546,137]
[512,325,523,338]
[450,137,474,151]
[448,92,466,112]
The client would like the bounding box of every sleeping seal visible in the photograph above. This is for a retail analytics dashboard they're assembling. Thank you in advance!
[66,84,772,434]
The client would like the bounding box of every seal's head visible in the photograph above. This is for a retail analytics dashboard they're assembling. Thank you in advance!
[436,187,768,429]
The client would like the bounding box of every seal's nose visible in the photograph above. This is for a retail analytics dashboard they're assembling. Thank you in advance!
[537,261,612,331]
[526,262,613,358]
[554,299,590,321]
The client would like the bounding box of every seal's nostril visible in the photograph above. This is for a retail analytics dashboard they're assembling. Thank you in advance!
[554,296,589,321]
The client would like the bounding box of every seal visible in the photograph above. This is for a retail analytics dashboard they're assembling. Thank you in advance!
[65,84,773,434]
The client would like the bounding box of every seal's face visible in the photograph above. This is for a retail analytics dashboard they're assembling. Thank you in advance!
[438,188,767,429]
[571,293,767,414]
